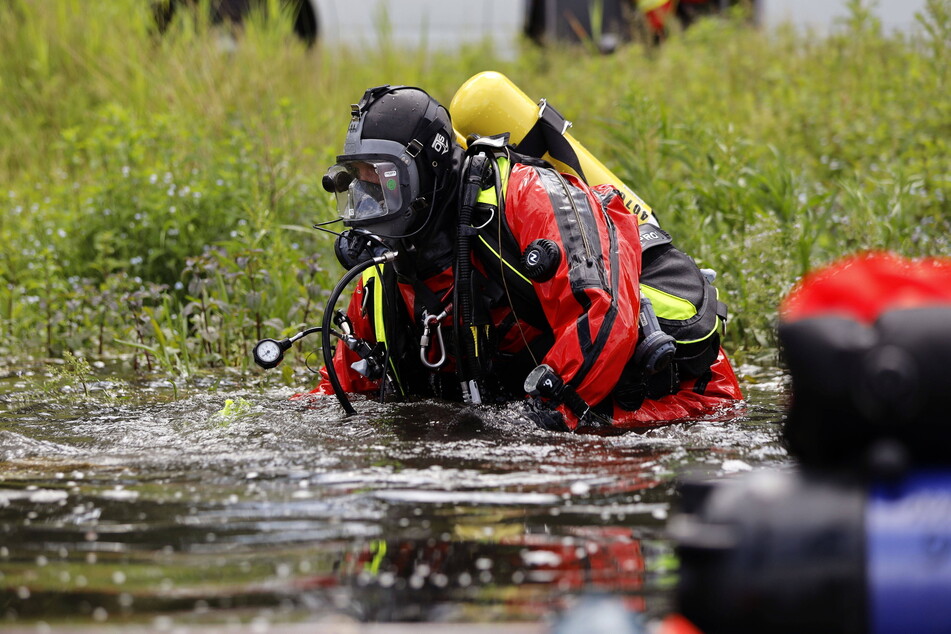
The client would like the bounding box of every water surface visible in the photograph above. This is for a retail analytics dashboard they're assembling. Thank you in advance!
[0,363,787,628]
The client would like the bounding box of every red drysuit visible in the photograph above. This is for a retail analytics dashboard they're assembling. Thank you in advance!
[315,158,742,430]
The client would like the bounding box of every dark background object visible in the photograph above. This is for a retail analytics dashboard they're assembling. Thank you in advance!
[673,468,951,634]
[524,0,755,48]
[673,472,868,634]
[523,0,631,52]
[153,0,319,44]
[779,307,951,469]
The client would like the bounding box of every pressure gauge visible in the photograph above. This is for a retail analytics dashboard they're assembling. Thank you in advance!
[253,338,287,369]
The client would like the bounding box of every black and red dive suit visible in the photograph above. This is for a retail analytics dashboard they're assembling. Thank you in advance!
[314,147,742,430]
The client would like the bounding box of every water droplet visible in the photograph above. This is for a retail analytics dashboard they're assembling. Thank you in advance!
[570,481,591,496]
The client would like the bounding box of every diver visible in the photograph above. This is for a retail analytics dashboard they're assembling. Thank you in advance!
[307,84,741,431]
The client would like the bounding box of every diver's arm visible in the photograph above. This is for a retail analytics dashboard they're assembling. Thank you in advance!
[505,170,644,429]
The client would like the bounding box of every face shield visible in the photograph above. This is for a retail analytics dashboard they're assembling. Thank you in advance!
[324,158,405,223]
[323,135,424,231]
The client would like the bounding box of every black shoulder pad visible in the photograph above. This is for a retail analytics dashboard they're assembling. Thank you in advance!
[638,224,673,252]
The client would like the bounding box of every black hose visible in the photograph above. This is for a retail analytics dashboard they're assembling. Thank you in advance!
[321,250,398,415]
[453,154,490,401]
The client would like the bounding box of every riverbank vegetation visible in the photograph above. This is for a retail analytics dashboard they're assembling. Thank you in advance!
[1,0,948,383]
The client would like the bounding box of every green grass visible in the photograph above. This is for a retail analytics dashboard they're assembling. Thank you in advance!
[0,0,948,377]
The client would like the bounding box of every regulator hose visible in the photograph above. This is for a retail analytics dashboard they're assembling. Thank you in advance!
[321,249,398,415]
[453,153,490,404]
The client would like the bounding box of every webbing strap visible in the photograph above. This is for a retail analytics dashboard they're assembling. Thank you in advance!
[516,101,588,183]
[717,299,729,323]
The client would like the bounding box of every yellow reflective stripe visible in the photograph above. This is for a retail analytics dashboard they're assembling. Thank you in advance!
[365,539,387,574]
[361,265,401,385]
[476,156,510,205]
[676,317,721,345]
[362,267,387,344]
[641,284,697,321]
[478,235,533,285]
[638,0,671,11]
[680,286,724,344]
[498,157,510,193]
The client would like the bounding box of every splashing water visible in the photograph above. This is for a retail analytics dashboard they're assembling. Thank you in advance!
[0,364,788,627]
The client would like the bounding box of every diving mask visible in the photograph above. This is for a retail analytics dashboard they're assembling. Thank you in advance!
[323,157,408,225]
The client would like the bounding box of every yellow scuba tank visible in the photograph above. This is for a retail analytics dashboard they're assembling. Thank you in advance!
[449,71,657,226]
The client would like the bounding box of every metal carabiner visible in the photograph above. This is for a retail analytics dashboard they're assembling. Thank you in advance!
[419,309,448,369]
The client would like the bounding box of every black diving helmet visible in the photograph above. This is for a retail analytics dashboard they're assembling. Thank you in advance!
[322,85,457,240]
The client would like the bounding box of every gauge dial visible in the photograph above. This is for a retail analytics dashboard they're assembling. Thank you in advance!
[254,339,284,369]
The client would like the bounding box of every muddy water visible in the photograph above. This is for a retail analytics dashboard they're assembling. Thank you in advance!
[0,364,787,628]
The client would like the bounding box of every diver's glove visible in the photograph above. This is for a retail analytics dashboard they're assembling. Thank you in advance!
[522,364,614,431]
[518,398,570,432]
[334,229,390,270]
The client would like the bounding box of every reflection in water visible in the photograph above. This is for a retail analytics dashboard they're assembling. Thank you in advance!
[0,364,787,626]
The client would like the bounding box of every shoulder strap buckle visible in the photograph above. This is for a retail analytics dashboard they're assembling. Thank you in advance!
[515,99,587,182]
[538,98,572,135]
[405,139,423,158]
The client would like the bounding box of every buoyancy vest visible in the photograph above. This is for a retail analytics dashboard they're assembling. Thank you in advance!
[467,141,728,406]
[463,142,641,409]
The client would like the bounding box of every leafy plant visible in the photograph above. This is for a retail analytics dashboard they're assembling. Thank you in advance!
[0,0,947,376]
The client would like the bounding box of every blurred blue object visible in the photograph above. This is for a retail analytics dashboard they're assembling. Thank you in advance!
[869,471,951,634]
[552,594,647,634]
